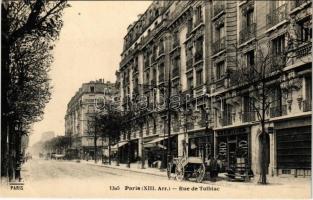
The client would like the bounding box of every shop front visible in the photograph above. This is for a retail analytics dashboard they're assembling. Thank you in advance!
[216,127,251,173]
[117,139,139,164]
[188,130,214,160]
[274,116,311,177]
[144,135,178,168]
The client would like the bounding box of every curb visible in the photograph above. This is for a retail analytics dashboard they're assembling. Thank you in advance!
[85,162,167,178]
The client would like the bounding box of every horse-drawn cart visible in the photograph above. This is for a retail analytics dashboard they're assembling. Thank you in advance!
[167,156,206,183]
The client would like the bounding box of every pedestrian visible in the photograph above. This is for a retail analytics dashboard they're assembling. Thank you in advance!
[209,156,219,182]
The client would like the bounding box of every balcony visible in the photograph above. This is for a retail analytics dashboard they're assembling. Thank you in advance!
[186,58,193,70]
[270,105,287,118]
[172,67,180,78]
[212,37,226,55]
[303,100,312,112]
[213,3,225,17]
[240,23,256,44]
[295,42,312,58]
[266,4,287,29]
[242,111,256,123]
[194,51,203,63]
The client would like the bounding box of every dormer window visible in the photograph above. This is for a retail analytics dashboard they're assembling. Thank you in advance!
[90,86,95,93]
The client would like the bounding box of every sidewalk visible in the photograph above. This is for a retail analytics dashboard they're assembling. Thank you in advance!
[80,160,167,177]
[78,160,311,187]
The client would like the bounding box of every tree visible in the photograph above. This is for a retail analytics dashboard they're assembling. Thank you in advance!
[96,100,123,165]
[1,0,69,180]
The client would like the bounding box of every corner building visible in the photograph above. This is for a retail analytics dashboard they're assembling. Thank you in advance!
[117,0,312,177]
[65,80,118,159]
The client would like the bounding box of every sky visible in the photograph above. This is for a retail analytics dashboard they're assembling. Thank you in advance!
[30,1,152,146]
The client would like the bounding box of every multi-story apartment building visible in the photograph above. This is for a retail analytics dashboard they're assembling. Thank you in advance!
[116,0,312,177]
[65,79,118,159]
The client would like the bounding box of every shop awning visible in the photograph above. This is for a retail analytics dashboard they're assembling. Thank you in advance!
[146,136,169,144]
[111,141,128,149]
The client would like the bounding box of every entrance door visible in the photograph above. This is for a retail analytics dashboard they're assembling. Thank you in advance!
[228,141,237,170]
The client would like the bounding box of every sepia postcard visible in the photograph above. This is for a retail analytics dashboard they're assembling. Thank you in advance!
[1,0,312,198]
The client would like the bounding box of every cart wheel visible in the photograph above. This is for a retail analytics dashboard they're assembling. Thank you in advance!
[196,163,205,183]
[167,163,172,179]
[175,162,184,181]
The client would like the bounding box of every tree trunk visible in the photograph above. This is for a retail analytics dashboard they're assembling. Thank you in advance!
[108,137,111,165]
[259,91,268,184]
[94,133,97,163]
[127,136,131,168]
[1,5,11,181]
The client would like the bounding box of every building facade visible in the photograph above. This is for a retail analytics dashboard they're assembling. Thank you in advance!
[65,79,118,159]
[116,0,312,176]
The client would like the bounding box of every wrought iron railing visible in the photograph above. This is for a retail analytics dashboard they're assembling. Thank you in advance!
[240,23,256,44]
[266,4,287,28]
[295,42,312,58]
[212,37,226,54]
